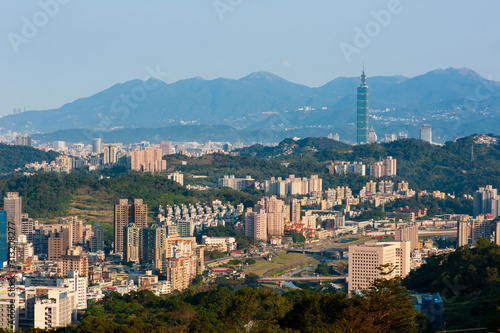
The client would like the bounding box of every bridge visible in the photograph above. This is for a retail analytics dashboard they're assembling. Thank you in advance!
[260,275,347,282]
[287,247,347,257]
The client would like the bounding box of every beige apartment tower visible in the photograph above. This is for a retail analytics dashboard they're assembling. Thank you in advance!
[457,216,470,247]
[348,241,411,292]
[395,223,418,251]
[245,208,267,242]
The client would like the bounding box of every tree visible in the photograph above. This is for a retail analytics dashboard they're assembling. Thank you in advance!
[337,271,421,333]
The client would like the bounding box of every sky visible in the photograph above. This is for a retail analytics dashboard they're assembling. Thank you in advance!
[1,0,500,115]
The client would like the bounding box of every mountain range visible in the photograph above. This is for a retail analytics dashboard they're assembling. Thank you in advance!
[3,67,500,144]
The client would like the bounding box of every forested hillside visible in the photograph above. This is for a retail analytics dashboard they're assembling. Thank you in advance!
[404,238,500,331]
[0,143,59,173]
[234,135,500,195]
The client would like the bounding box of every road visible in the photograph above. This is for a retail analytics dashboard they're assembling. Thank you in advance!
[260,275,347,282]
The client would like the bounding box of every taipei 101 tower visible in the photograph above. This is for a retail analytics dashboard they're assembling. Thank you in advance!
[357,66,369,144]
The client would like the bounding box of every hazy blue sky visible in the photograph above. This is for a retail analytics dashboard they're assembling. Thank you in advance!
[1,0,499,115]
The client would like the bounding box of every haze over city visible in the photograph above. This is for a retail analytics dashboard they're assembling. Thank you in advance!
[1,2,500,332]
[1,0,500,114]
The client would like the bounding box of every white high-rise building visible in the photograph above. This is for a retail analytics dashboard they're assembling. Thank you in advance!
[31,287,75,329]
[368,127,377,143]
[92,138,102,154]
[348,241,411,292]
[420,124,432,143]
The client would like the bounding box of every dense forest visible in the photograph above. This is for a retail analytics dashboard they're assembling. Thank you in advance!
[0,143,59,173]
[404,239,500,331]
[4,276,432,333]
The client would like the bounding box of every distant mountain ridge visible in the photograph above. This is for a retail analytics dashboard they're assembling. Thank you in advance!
[4,67,500,143]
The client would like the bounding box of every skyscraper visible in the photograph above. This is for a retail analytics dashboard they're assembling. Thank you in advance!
[92,138,102,154]
[420,124,432,143]
[357,66,369,144]
[473,185,499,217]
[4,193,22,241]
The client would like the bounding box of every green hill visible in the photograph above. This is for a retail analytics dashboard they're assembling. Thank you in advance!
[404,238,500,331]
[0,144,59,173]
[234,134,500,195]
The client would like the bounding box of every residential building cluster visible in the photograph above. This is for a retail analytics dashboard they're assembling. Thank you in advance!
[325,156,397,178]
[264,175,322,197]
[153,200,244,236]
[218,175,255,190]
[473,185,500,218]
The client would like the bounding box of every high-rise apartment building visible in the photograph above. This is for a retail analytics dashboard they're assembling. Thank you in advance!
[420,124,432,143]
[129,146,166,173]
[244,196,288,240]
[114,199,148,255]
[370,157,397,178]
[383,156,397,176]
[357,67,369,144]
[290,198,301,224]
[123,223,141,263]
[29,287,75,329]
[160,141,173,156]
[21,213,34,237]
[457,216,470,248]
[378,180,394,194]
[103,144,118,164]
[471,215,490,246]
[218,175,255,190]
[4,192,22,241]
[395,223,418,251]
[366,180,377,194]
[61,246,88,277]
[48,228,71,260]
[167,171,184,186]
[264,175,322,197]
[15,134,31,146]
[244,208,267,242]
[143,224,167,271]
[348,241,411,292]
[473,185,499,217]
[258,196,285,236]
[368,127,377,143]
